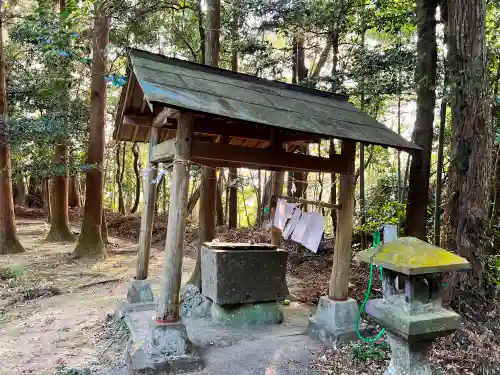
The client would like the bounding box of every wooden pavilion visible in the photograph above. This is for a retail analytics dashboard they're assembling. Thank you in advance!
[114,49,419,323]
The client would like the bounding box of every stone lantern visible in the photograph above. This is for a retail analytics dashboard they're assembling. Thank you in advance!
[355,237,470,375]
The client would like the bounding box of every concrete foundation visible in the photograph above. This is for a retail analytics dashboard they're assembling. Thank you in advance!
[127,279,154,304]
[201,244,288,305]
[125,318,203,374]
[210,302,284,327]
[307,296,360,348]
[384,332,432,375]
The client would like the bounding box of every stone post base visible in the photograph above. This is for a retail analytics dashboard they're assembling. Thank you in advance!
[307,296,362,348]
[384,333,432,375]
[125,319,204,374]
[115,280,156,319]
[127,279,154,304]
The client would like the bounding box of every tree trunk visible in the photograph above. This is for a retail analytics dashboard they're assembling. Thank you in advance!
[187,185,201,216]
[101,209,109,244]
[359,144,367,249]
[434,96,447,246]
[73,6,108,258]
[46,144,76,242]
[130,142,141,214]
[228,18,238,229]
[358,29,367,247]
[68,176,81,207]
[0,12,24,254]
[216,174,224,226]
[228,168,238,228]
[187,0,220,290]
[444,0,489,280]
[116,142,125,215]
[43,178,51,223]
[405,0,438,240]
[488,61,500,227]
[13,178,26,206]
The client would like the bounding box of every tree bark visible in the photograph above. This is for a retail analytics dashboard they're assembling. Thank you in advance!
[116,141,125,215]
[359,144,367,249]
[187,185,201,216]
[101,209,109,244]
[444,0,489,280]
[405,0,438,240]
[43,178,51,223]
[216,174,224,226]
[0,11,24,254]
[187,0,220,290]
[228,16,238,229]
[488,61,500,228]
[73,6,108,258]
[68,175,81,207]
[434,96,447,246]
[13,178,26,206]
[130,142,141,214]
[46,144,76,242]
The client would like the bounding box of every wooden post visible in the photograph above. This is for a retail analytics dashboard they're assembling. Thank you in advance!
[270,170,285,246]
[328,140,356,301]
[156,114,194,322]
[136,127,159,280]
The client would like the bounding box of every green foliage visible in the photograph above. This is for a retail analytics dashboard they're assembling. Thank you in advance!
[348,341,389,362]
[51,365,91,375]
[0,265,25,280]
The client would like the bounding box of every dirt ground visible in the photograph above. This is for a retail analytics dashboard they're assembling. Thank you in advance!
[0,219,190,375]
[2,215,500,375]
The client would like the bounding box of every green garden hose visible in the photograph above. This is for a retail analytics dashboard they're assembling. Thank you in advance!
[355,229,386,343]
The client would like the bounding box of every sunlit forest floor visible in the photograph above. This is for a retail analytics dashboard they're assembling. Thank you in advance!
[0,209,499,374]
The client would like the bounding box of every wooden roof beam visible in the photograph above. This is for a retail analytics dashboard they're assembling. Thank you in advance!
[151,139,349,173]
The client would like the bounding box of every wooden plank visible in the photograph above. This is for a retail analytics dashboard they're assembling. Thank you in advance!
[152,107,169,127]
[124,115,152,127]
[131,126,140,143]
[190,141,348,173]
[156,113,194,322]
[136,127,159,280]
[273,195,340,210]
[151,139,176,162]
[122,114,323,146]
[329,139,356,301]
[271,169,285,247]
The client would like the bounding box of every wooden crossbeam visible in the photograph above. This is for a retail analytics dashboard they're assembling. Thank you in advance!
[152,139,177,161]
[151,140,348,173]
[122,115,321,145]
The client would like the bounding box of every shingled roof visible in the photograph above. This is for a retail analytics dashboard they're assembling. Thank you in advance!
[115,49,419,152]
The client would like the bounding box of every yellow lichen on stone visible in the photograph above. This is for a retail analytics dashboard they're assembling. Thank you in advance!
[355,237,470,275]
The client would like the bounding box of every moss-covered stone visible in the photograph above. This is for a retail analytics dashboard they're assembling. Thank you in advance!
[210,302,284,327]
[355,237,470,275]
